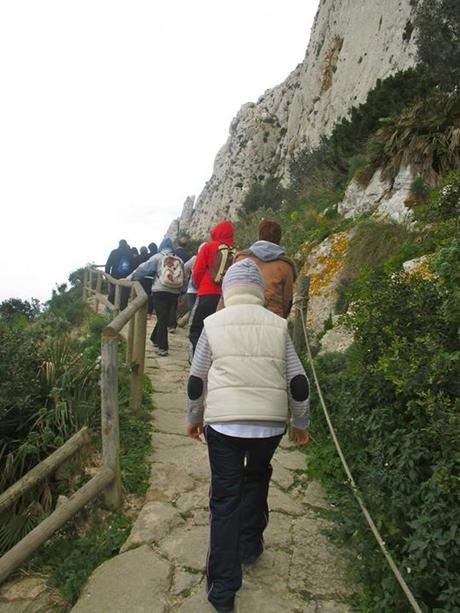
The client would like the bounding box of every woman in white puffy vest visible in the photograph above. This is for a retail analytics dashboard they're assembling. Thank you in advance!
[186,258,310,613]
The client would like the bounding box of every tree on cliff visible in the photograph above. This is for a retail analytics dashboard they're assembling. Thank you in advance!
[415,0,460,91]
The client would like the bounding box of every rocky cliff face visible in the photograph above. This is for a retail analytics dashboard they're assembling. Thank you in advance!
[172,0,418,240]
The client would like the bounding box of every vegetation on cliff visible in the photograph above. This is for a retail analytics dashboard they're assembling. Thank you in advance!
[0,274,153,604]
[235,2,460,610]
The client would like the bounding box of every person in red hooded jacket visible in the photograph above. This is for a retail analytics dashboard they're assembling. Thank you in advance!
[189,220,234,354]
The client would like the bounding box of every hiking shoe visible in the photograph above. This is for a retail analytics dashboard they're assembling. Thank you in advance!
[209,599,234,613]
[157,349,168,357]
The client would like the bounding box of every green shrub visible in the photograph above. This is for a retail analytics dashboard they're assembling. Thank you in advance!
[241,177,287,214]
[335,219,414,313]
[411,177,429,199]
[306,245,460,611]
[0,301,103,552]
[415,0,460,91]
[29,512,132,604]
[429,170,460,222]
[371,91,460,182]
[0,298,41,323]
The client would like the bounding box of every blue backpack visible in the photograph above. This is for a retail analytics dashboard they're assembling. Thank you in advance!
[116,255,131,276]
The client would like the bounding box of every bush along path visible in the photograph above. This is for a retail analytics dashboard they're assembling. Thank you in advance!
[71,325,356,613]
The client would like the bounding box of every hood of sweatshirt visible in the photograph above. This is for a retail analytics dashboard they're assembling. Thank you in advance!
[210,220,234,246]
[249,240,286,261]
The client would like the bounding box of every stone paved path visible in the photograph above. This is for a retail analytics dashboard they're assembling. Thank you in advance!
[71,325,356,612]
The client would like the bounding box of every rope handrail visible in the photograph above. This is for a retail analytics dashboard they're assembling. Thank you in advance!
[294,296,423,613]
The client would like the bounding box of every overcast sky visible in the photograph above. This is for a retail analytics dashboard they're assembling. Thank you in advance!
[0,1,318,302]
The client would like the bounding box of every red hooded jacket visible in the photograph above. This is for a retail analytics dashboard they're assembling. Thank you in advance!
[192,220,234,296]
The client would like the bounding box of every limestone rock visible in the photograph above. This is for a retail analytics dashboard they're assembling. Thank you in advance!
[171,0,417,238]
[338,170,388,218]
[274,449,306,472]
[171,569,203,596]
[338,166,414,224]
[243,549,290,587]
[268,485,305,516]
[236,586,305,612]
[151,441,210,481]
[176,591,215,613]
[0,576,65,613]
[302,232,350,336]
[289,516,355,599]
[319,316,353,355]
[71,545,171,613]
[376,165,414,224]
[120,501,184,551]
[175,482,210,514]
[402,254,433,278]
[264,511,294,550]
[302,481,332,512]
[159,525,208,571]
[271,458,295,490]
[145,463,196,503]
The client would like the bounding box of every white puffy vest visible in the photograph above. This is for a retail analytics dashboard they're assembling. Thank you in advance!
[203,299,288,423]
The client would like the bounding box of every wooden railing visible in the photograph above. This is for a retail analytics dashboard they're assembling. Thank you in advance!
[0,267,148,585]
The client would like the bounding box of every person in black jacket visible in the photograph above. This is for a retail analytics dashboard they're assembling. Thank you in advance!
[138,246,150,264]
[105,239,135,310]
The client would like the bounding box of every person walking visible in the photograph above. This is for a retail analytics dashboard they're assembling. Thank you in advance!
[174,235,191,264]
[148,242,158,257]
[142,242,158,318]
[129,238,185,356]
[233,219,296,318]
[189,220,234,354]
[186,259,310,612]
[167,236,192,333]
[104,239,135,310]
[137,245,150,264]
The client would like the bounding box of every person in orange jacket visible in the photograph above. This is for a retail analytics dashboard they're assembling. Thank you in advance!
[189,220,234,354]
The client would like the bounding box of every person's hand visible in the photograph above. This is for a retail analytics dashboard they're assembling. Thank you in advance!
[187,422,204,441]
[290,428,310,447]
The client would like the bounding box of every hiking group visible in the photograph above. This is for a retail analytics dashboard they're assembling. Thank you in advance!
[104,220,310,613]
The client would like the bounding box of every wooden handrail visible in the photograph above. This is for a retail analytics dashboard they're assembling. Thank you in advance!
[0,265,150,585]
[82,265,148,506]
[0,468,114,584]
[0,428,89,514]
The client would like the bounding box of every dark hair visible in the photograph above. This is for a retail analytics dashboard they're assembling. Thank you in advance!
[257,220,282,244]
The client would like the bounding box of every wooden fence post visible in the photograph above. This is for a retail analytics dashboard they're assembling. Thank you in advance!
[292,276,310,354]
[129,301,147,412]
[83,268,88,301]
[101,334,122,509]
[126,316,135,365]
[88,269,93,297]
[114,284,121,315]
[95,271,102,314]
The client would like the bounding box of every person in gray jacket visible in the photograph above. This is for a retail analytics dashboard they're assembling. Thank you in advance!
[129,238,185,356]
[186,259,309,612]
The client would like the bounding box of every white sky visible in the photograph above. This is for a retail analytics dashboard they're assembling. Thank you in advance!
[0,1,318,303]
